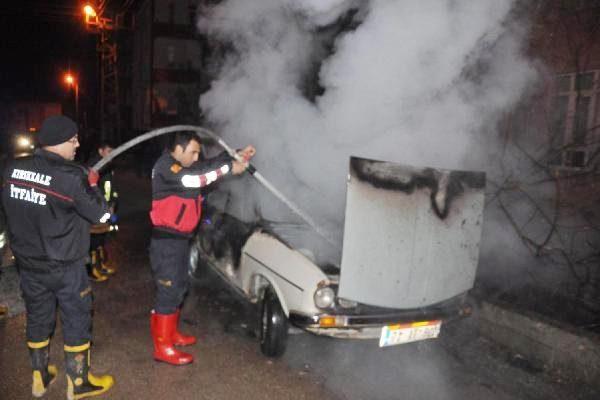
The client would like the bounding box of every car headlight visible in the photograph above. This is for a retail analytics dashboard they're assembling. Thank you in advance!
[314,286,336,309]
[16,136,31,149]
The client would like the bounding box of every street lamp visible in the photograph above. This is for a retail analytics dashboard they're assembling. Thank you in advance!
[83,4,99,26]
[82,4,114,30]
[63,72,79,122]
[83,5,97,18]
[81,3,120,142]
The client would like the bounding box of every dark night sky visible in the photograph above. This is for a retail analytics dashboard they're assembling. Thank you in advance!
[0,1,98,102]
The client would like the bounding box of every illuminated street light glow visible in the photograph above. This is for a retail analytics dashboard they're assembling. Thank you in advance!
[62,72,80,122]
[83,5,97,18]
[64,73,75,86]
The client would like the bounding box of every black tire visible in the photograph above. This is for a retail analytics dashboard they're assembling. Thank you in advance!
[188,242,209,283]
[260,289,288,357]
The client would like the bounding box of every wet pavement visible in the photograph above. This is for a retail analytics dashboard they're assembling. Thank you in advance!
[1,168,599,400]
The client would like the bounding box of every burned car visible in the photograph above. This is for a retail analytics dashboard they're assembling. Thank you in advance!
[189,157,485,357]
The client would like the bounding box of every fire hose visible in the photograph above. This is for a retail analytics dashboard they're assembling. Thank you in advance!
[92,125,338,248]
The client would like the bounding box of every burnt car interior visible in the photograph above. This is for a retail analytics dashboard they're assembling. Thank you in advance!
[197,203,340,275]
[197,205,255,269]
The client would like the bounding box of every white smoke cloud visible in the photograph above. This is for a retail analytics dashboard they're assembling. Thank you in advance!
[197,0,536,265]
[287,0,358,26]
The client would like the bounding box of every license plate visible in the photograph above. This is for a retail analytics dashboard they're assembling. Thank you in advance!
[379,320,442,347]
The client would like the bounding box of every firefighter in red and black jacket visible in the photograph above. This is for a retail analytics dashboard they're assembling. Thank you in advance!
[149,131,255,365]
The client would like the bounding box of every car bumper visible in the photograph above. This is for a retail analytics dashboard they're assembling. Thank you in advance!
[289,301,471,339]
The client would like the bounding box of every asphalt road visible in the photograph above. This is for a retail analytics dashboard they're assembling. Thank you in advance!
[1,168,599,400]
[194,264,600,400]
[0,169,336,400]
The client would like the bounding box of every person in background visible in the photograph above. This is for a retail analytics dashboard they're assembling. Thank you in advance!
[1,115,114,399]
[87,142,119,282]
[149,131,255,365]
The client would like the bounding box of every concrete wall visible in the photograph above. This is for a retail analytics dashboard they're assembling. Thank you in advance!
[476,299,600,385]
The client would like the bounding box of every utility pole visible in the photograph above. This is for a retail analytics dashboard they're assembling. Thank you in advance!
[82,3,125,144]
[63,72,80,123]
[98,29,120,144]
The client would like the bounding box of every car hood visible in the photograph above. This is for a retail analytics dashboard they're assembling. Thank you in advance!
[337,157,485,309]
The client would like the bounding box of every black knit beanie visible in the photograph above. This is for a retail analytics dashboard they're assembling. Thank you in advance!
[38,115,78,146]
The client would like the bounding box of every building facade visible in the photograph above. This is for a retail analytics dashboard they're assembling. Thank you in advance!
[132,0,206,134]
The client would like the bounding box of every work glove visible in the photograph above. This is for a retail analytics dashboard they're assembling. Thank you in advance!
[232,145,256,175]
[237,145,256,162]
[88,169,100,187]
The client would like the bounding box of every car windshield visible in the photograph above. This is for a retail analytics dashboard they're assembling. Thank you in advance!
[201,158,343,273]
[260,219,342,272]
[201,202,342,273]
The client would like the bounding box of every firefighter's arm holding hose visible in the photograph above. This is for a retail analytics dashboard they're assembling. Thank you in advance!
[176,145,256,189]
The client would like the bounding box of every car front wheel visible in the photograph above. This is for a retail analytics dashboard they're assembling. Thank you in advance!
[188,241,210,284]
[260,289,288,357]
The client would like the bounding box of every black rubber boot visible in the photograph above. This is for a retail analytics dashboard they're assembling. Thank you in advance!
[28,339,57,398]
[64,342,114,400]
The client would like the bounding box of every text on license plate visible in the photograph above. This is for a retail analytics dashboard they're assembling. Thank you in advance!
[379,320,442,347]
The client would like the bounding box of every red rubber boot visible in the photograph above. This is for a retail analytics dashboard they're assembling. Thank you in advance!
[150,311,193,365]
[173,309,197,346]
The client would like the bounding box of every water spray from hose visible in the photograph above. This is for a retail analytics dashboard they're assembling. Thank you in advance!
[92,125,338,248]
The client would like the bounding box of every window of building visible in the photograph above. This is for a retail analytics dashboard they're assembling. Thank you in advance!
[552,70,599,169]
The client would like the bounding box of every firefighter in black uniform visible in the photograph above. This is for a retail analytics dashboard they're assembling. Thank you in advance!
[1,115,114,399]
[149,131,255,365]
[87,142,118,282]
[0,155,9,319]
